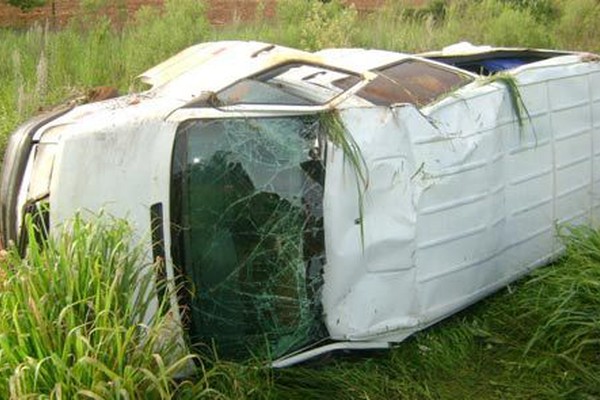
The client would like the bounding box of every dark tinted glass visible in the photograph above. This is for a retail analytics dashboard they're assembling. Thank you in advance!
[335,59,472,106]
[170,116,326,360]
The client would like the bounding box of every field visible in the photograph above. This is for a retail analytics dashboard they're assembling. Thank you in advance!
[0,0,599,398]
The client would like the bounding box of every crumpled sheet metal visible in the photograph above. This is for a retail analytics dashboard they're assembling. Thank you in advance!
[323,57,600,342]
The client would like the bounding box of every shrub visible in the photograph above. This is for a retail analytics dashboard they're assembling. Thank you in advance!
[401,0,448,23]
[276,0,358,51]
[497,0,559,22]
[484,6,554,47]
[554,0,600,51]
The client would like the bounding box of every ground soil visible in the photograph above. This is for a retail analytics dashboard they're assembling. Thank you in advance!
[0,0,425,29]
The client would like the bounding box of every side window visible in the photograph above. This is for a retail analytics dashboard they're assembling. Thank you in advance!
[336,59,472,107]
[190,63,362,107]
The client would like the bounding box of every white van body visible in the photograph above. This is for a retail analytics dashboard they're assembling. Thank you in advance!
[2,41,599,366]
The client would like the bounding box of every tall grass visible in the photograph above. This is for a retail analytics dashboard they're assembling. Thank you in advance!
[213,0,600,53]
[0,215,197,398]
[0,0,209,160]
[4,217,598,399]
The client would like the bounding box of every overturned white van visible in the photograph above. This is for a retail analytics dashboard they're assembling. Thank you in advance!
[1,41,599,367]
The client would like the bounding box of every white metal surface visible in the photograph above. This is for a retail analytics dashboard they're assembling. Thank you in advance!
[321,54,600,342]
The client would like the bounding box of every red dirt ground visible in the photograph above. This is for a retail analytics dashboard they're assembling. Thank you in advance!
[0,0,425,29]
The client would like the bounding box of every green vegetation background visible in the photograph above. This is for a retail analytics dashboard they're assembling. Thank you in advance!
[0,0,599,398]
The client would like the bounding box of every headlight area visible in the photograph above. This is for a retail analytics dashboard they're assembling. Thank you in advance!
[0,106,71,249]
[16,143,56,255]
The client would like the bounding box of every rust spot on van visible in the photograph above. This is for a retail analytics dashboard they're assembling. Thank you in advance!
[86,86,120,103]
[582,53,600,63]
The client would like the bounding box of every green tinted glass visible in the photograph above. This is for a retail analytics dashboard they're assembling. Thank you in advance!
[171,116,326,360]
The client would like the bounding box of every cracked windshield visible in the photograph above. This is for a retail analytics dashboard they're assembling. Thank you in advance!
[170,115,327,359]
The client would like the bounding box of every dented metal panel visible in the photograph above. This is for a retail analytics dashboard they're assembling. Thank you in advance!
[319,53,600,346]
[323,106,419,341]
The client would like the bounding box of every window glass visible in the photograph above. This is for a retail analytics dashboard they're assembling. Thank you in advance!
[427,50,568,75]
[170,116,326,360]
[335,59,472,106]
[218,79,314,106]
[210,63,362,106]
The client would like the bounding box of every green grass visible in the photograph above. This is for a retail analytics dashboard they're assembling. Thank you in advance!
[0,0,211,162]
[1,0,599,145]
[0,0,599,397]
[0,215,198,398]
[5,222,600,399]
[3,223,599,398]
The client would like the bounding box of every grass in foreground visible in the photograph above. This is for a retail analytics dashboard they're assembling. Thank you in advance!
[0,216,197,398]
[1,221,598,398]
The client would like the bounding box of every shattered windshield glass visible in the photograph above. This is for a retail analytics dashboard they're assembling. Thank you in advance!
[170,116,326,360]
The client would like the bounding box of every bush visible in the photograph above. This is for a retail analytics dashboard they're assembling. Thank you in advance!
[276,0,358,51]
[554,0,600,51]
[401,0,448,23]
[484,6,554,47]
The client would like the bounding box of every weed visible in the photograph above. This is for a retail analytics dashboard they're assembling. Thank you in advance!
[0,214,196,398]
[319,110,368,244]
[481,72,535,142]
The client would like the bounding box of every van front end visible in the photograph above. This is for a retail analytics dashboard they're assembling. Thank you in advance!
[0,107,73,251]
